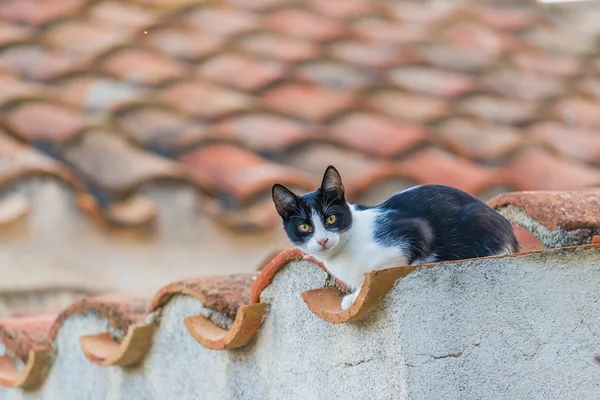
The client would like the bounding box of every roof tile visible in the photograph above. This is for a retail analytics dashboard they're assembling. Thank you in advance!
[308,0,373,19]
[528,122,600,164]
[237,32,320,63]
[296,61,374,92]
[488,189,600,232]
[525,26,594,56]
[369,90,449,122]
[387,2,454,24]
[0,193,30,226]
[265,9,346,41]
[553,98,600,128]
[511,52,581,78]
[0,22,32,46]
[0,0,85,26]
[144,26,223,61]
[63,131,187,193]
[45,20,125,59]
[388,66,477,98]
[88,1,158,33]
[58,75,143,112]
[512,225,548,253]
[441,23,513,57]
[482,67,564,101]
[100,48,189,86]
[4,101,86,143]
[0,44,83,81]
[352,18,428,44]
[504,148,600,191]
[330,40,419,69]
[160,80,254,118]
[458,95,538,125]
[227,0,294,12]
[436,119,524,161]
[0,72,51,106]
[398,148,498,194]
[0,314,56,362]
[261,84,353,121]
[213,113,317,152]
[198,54,284,92]
[179,143,317,203]
[457,6,534,31]
[184,7,259,37]
[117,107,209,152]
[329,112,428,157]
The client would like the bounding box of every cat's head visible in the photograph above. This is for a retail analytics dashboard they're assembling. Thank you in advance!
[272,166,352,257]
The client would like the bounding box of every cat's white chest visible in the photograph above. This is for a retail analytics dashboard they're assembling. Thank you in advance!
[318,208,409,290]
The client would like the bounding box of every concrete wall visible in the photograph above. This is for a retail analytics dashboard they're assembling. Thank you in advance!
[2,247,600,399]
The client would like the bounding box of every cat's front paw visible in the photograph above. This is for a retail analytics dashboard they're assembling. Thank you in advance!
[341,292,358,310]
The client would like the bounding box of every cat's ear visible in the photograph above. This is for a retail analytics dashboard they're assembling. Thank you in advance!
[320,165,345,200]
[272,184,299,218]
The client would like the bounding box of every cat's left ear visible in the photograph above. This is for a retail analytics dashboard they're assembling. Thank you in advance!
[320,165,345,200]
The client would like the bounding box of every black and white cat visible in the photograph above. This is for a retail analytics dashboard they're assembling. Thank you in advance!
[272,166,519,310]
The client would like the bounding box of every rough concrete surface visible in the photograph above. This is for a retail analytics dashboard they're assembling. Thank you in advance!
[1,247,600,399]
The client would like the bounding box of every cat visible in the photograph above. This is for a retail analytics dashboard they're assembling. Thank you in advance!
[272,165,519,310]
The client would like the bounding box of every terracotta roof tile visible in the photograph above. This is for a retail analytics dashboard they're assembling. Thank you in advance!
[398,148,498,194]
[184,7,259,37]
[457,6,534,31]
[511,52,581,78]
[482,67,565,101]
[308,0,372,19]
[458,95,537,125]
[420,43,493,72]
[63,131,187,193]
[88,1,158,33]
[160,80,254,118]
[117,106,209,152]
[524,26,594,56]
[370,91,449,122]
[297,61,373,92]
[352,18,428,44]
[100,48,189,86]
[577,77,600,100]
[150,273,257,320]
[436,119,525,162]
[387,2,454,24]
[553,98,600,128]
[227,0,294,12]
[0,22,32,46]
[212,114,317,153]
[504,149,600,191]
[197,54,284,92]
[45,20,125,59]
[0,0,85,26]
[0,193,29,226]
[127,0,201,10]
[528,122,600,163]
[0,44,84,81]
[330,40,419,70]
[0,314,56,362]
[512,225,548,253]
[58,75,143,112]
[143,26,223,61]
[179,143,317,203]
[237,32,320,62]
[0,72,51,106]
[441,23,513,57]
[3,101,86,143]
[261,84,353,121]
[265,9,346,41]
[388,66,477,98]
[329,112,428,157]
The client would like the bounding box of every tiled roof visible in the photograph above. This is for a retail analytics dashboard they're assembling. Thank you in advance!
[0,189,599,390]
[1,0,600,230]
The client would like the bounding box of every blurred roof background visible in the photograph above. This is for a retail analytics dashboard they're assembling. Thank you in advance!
[1,0,600,315]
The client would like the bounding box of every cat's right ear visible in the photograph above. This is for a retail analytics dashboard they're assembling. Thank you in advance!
[272,184,298,219]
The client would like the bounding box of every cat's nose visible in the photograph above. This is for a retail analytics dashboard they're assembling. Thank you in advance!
[317,238,328,248]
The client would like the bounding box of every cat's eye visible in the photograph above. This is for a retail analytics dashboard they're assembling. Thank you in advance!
[326,215,336,225]
[298,223,311,233]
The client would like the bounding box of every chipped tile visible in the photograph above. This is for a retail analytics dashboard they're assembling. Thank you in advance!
[265,9,346,41]
[528,122,600,163]
[369,91,449,122]
[504,148,600,191]
[117,107,209,152]
[179,144,317,203]
[0,314,56,362]
[329,112,428,157]
[458,95,538,125]
[436,119,524,161]
[198,54,284,92]
[237,32,319,63]
[398,148,498,194]
[4,101,85,142]
[213,114,316,152]
[388,66,476,98]
[161,80,254,118]
[261,84,353,121]
[101,48,189,86]
[0,0,84,26]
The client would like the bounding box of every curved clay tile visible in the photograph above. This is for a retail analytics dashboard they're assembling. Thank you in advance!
[0,132,82,190]
[0,314,56,390]
[179,143,318,203]
[0,193,29,226]
[50,295,153,368]
[150,273,265,350]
